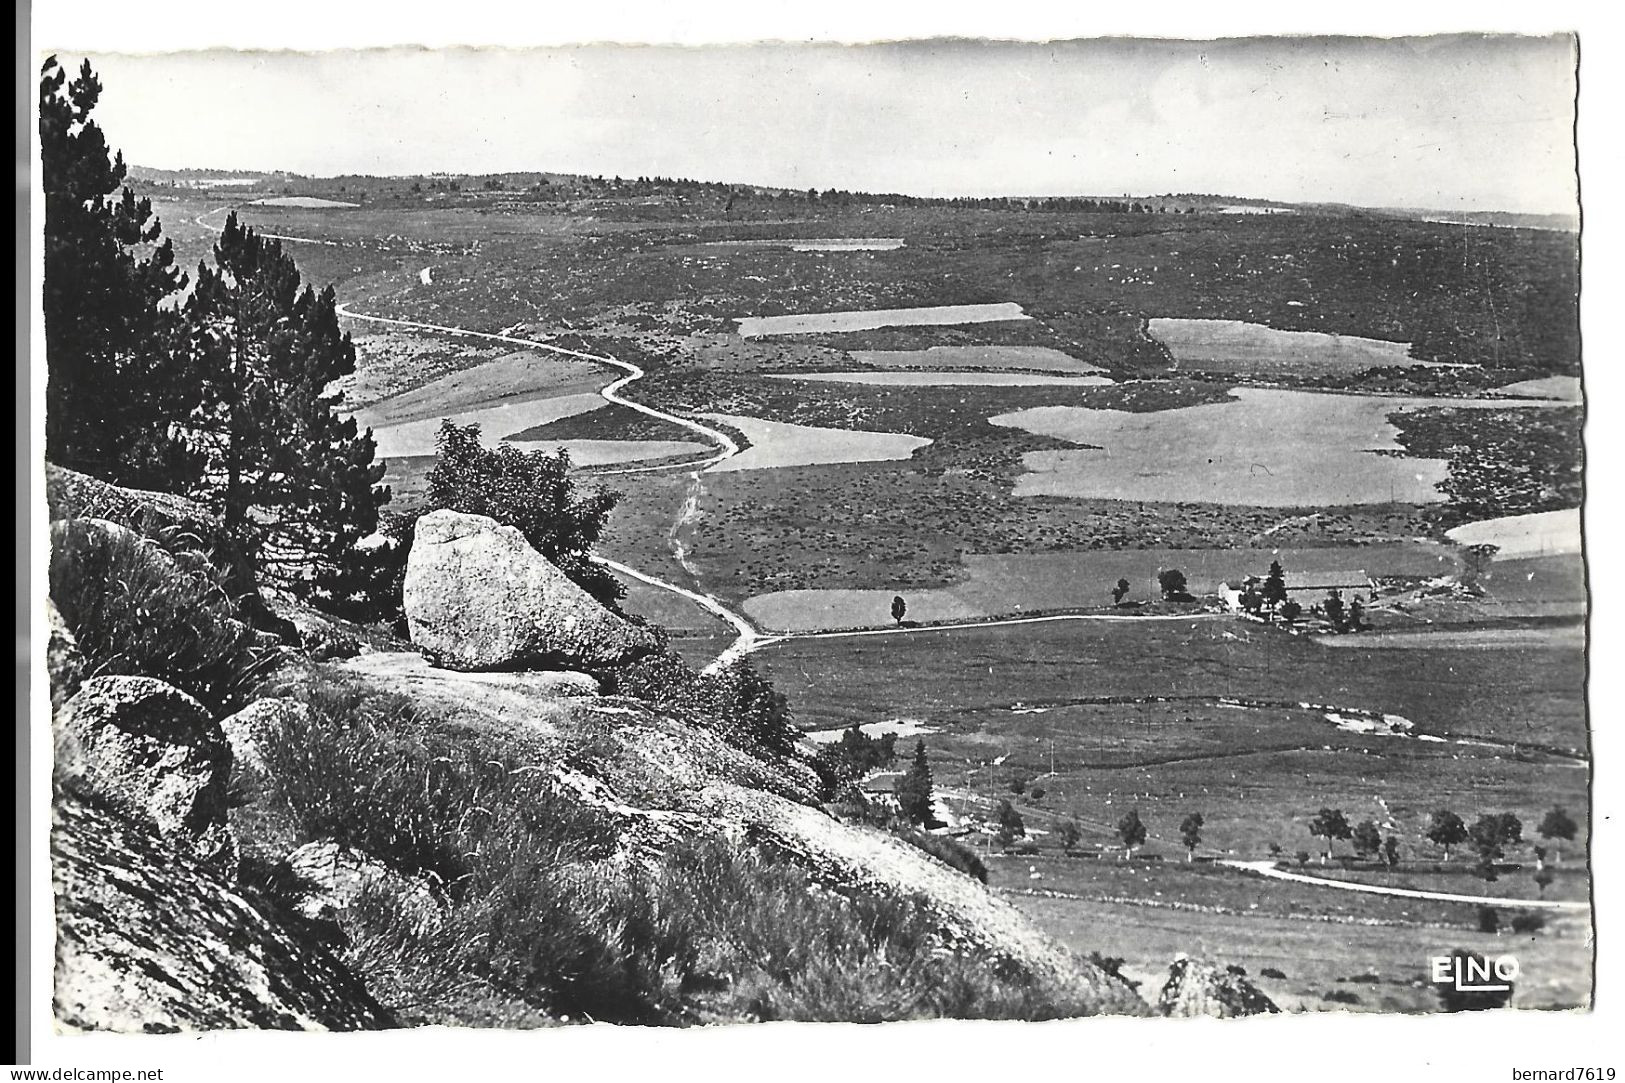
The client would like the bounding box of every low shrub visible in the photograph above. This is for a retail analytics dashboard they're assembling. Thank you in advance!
[1510,912,1547,935]
[610,653,800,762]
[48,518,277,717]
[1321,989,1361,1005]
[1260,967,1288,980]
[892,828,988,883]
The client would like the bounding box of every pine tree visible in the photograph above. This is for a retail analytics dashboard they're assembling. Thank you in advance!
[186,212,389,597]
[1261,560,1288,619]
[40,56,196,487]
[895,740,940,828]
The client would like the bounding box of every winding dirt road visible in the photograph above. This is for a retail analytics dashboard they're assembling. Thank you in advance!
[1220,859,1589,912]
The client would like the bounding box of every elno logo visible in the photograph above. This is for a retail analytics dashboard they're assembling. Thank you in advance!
[1431,953,1520,993]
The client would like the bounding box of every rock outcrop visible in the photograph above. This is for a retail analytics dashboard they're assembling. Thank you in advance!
[220,697,309,780]
[56,676,235,871]
[403,510,657,673]
[336,650,1147,1015]
[52,794,394,1033]
[285,840,444,931]
[1157,956,1280,1018]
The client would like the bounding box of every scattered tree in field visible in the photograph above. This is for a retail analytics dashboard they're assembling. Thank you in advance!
[1117,809,1148,861]
[891,595,906,625]
[1157,568,1191,600]
[1347,598,1365,631]
[1261,561,1288,620]
[1279,599,1303,625]
[1057,820,1082,852]
[1179,812,1204,862]
[187,212,390,597]
[1534,866,1555,897]
[1111,578,1132,605]
[994,799,1025,846]
[1477,907,1501,934]
[1267,841,1283,860]
[1470,813,1523,861]
[426,419,622,606]
[1538,807,1578,864]
[1352,819,1383,860]
[1008,771,1031,795]
[1323,590,1347,631]
[894,740,941,829]
[1308,808,1352,864]
[1428,809,1469,861]
[1382,835,1401,868]
[41,57,197,489]
[1295,851,1311,867]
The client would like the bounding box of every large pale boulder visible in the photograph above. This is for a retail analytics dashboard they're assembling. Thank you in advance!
[56,675,235,871]
[52,794,393,1033]
[403,510,657,673]
[1157,956,1279,1018]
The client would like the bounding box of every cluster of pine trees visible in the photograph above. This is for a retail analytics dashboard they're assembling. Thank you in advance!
[40,57,389,608]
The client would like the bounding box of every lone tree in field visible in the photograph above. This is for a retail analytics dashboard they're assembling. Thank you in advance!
[1459,543,1500,595]
[1057,819,1082,852]
[1111,578,1132,605]
[1352,819,1383,860]
[187,212,390,598]
[1157,568,1190,601]
[1179,812,1204,862]
[1538,807,1578,864]
[426,419,622,607]
[891,595,907,625]
[40,56,196,489]
[1117,809,1148,861]
[1308,808,1352,864]
[1427,809,1469,862]
[1261,561,1288,620]
[895,740,941,829]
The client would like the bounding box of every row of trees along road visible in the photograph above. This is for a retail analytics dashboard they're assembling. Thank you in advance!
[42,57,388,604]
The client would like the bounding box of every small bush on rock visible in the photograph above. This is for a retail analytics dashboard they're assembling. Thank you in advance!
[425,421,622,607]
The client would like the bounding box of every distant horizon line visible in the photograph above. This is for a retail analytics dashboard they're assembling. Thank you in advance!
[126,164,1580,223]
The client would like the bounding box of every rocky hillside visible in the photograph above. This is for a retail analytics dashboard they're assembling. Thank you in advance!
[45,475,1273,1029]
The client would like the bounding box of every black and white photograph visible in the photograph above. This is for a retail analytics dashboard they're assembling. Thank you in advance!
[20,4,1617,1078]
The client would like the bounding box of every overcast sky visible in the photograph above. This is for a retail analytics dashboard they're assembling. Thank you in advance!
[55,35,1576,214]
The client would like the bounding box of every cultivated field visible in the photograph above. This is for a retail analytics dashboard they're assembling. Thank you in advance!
[992,387,1562,505]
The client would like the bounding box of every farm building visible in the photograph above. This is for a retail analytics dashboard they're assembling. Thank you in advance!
[1220,570,1375,612]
